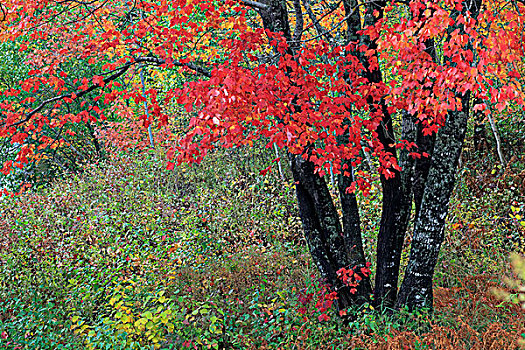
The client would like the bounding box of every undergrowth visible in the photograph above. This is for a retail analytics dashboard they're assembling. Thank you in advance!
[0,145,523,349]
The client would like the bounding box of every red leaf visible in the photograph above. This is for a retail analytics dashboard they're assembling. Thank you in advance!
[318,313,330,322]
[92,75,105,87]
[259,165,271,175]
[166,148,175,160]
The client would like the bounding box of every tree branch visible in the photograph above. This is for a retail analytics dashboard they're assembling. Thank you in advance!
[292,0,304,43]
[302,0,334,43]
[6,56,210,129]
[241,0,269,10]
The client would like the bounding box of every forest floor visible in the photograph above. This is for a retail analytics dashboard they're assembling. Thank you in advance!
[0,147,524,349]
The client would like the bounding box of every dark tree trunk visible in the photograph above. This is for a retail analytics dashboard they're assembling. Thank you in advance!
[257,0,371,311]
[396,0,481,310]
[373,108,415,309]
[337,121,373,306]
[413,126,436,220]
[290,152,371,310]
[357,0,413,309]
[258,0,291,35]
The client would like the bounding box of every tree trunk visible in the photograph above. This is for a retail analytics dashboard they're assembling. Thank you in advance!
[413,126,436,220]
[396,94,470,309]
[397,0,481,310]
[290,152,371,310]
[257,0,371,310]
[373,108,415,308]
[358,1,413,308]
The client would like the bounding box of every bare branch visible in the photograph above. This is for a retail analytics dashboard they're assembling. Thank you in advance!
[302,0,335,43]
[241,0,269,10]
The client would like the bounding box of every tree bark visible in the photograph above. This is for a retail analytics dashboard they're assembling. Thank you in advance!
[396,94,470,309]
[356,0,414,309]
[397,0,482,310]
[290,152,371,310]
[413,126,435,220]
[373,108,414,308]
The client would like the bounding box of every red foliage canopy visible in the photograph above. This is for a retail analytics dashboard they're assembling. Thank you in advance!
[0,0,524,194]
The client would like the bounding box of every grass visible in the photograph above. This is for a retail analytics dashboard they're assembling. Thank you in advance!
[0,146,523,349]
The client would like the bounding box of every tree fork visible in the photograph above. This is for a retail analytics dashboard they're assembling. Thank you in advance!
[257,0,372,310]
[290,152,371,310]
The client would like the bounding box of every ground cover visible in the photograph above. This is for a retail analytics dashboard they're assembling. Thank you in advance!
[0,148,523,349]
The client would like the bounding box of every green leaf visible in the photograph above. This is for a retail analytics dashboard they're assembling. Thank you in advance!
[135,318,147,328]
